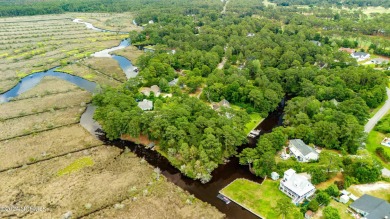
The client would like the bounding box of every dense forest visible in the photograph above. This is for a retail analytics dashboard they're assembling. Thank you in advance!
[93,88,249,182]
[4,0,387,183]
[88,0,389,183]
[269,0,390,8]
[0,0,222,17]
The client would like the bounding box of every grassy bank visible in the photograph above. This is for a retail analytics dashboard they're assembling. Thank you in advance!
[366,130,390,169]
[231,105,263,134]
[220,179,300,219]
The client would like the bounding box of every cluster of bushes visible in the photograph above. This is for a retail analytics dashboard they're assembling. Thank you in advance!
[375,114,390,133]
[301,184,340,219]
[376,147,390,163]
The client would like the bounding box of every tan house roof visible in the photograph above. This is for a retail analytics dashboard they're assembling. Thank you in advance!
[339,47,355,54]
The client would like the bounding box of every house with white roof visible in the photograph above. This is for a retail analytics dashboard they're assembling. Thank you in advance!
[137,99,153,111]
[279,169,316,204]
[289,139,319,162]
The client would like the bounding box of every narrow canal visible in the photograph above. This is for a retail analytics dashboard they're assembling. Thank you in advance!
[97,101,285,219]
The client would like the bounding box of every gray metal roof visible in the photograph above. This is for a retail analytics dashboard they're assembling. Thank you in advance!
[290,139,316,156]
[367,201,390,219]
[352,52,368,56]
[168,78,179,86]
[350,194,390,218]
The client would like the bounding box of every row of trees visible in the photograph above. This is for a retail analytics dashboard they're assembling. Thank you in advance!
[269,0,390,8]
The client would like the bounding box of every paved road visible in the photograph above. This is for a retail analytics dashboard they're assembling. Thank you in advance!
[364,87,390,133]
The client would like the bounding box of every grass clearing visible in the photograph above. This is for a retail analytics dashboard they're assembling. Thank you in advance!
[0,124,102,171]
[347,181,390,202]
[220,179,300,219]
[313,200,353,219]
[0,106,84,140]
[246,112,263,134]
[57,63,122,88]
[71,12,142,32]
[57,156,95,176]
[12,76,82,100]
[0,15,127,91]
[0,146,223,218]
[315,172,344,190]
[231,104,263,134]
[82,57,127,82]
[366,131,390,169]
[0,90,91,119]
[263,0,276,7]
[111,46,144,64]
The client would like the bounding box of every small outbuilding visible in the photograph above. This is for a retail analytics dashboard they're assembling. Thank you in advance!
[271,172,280,181]
[305,210,314,219]
[340,189,350,196]
[340,194,350,204]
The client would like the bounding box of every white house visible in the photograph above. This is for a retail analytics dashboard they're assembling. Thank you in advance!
[340,194,350,204]
[289,139,319,162]
[351,52,370,61]
[279,169,316,204]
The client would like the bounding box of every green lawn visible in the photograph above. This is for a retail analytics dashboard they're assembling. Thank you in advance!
[315,200,353,219]
[245,113,263,134]
[231,105,263,134]
[366,131,390,169]
[220,179,300,219]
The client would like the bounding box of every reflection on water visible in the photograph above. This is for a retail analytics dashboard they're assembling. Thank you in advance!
[0,68,97,103]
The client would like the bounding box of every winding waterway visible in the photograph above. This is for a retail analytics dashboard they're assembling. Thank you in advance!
[0,19,285,218]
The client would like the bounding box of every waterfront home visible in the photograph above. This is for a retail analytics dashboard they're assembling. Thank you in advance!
[279,169,316,204]
[289,139,319,162]
[350,194,390,219]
